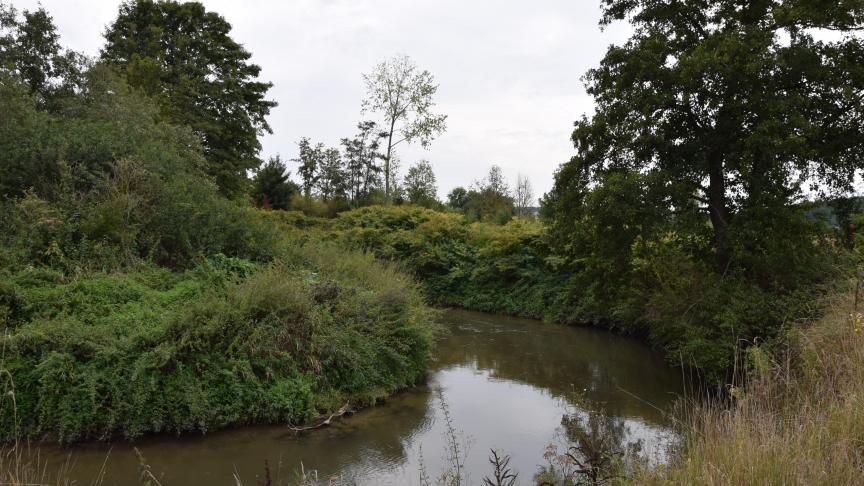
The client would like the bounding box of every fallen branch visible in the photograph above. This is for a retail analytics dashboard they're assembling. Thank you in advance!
[288,402,352,432]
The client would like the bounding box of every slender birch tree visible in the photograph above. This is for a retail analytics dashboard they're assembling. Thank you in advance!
[361,55,447,202]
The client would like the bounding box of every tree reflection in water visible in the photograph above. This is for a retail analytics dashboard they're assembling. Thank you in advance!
[534,396,649,486]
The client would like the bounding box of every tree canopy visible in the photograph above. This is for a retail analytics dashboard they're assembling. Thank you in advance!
[403,159,438,207]
[538,0,864,378]
[0,3,84,109]
[546,0,864,269]
[101,0,276,197]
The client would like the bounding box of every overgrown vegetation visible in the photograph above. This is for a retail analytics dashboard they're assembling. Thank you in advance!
[2,0,864,483]
[631,282,864,484]
[0,1,434,443]
[293,203,840,382]
[0,250,433,443]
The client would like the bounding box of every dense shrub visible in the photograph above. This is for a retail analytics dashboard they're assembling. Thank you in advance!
[0,249,434,442]
[321,204,841,381]
[323,205,571,320]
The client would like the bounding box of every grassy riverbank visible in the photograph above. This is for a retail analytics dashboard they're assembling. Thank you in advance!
[633,283,864,484]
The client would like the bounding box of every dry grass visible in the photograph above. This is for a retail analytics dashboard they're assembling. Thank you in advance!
[0,442,104,486]
[635,284,864,485]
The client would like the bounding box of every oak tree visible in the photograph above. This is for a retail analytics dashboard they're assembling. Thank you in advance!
[546,0,864,269]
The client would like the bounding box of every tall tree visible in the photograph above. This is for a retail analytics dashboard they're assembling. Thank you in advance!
[252,156,297,210]
[317,147,347,202]
[101,0,276,197]
[514,174,535,218]
[361,55,447,202]
[403,159,438,207]
[341,120,384,205]
[293,137,323,198]
[546,0,864,269]
[0,3,84,108]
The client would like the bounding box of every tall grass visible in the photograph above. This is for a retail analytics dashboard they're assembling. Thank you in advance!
[634,284,864,484]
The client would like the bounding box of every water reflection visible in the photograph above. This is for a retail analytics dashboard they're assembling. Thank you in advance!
[436,310,683,423]
[41,309,683,485]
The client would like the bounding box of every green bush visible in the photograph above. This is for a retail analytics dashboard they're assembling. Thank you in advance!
[323,205,571,321]
[0,247,434,442]
[321,204,840,382]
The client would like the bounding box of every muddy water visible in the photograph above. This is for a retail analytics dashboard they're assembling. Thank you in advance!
[44,309,684,485]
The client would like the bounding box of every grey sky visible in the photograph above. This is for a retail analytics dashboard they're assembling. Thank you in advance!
[13,0,631,202]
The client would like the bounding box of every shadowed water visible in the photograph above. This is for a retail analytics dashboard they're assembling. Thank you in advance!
[41,309,684,485]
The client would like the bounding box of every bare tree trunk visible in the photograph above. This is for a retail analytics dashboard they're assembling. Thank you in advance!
[385,118,396,203]
[708,156,731,270]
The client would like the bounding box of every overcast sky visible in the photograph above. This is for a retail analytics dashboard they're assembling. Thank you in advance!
[13,0,632,202]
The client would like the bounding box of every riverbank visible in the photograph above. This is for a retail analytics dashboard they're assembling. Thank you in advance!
[2,308,682,485]
[633,283,864,484]
[287,205,838,383]
[0,243,435,444]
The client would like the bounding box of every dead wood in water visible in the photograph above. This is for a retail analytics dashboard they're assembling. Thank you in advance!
[288,402,353,432]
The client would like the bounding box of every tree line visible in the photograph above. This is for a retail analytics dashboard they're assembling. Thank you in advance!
[252,54,537,222]
[5,0,859,384]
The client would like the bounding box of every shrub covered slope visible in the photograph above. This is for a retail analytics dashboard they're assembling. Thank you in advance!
[287,205,840,382]
[0,60,434,442]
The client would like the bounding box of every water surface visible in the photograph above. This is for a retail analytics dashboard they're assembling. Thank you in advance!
[44,309,683,485]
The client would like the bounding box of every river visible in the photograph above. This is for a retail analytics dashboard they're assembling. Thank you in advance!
[42,309,684,485]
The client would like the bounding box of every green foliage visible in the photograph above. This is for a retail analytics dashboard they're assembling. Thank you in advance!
[446,186,469,210]
[540,0,862,380]
[0,2,84,109]
[294,137,323,198]
[0,19,435,445]
[252,156,298,210]
[341,120,384,206]
[323,205,570,322]
[101,0,277,197]
[0,247,433,442]
[0,69,282,271]
[542,166,838,379]
[289,193,351,219]
[327,202,840,381]
[403,159,439,208]
[462,165,514,224]
[317,147,348,202]
[0,65,205,200]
